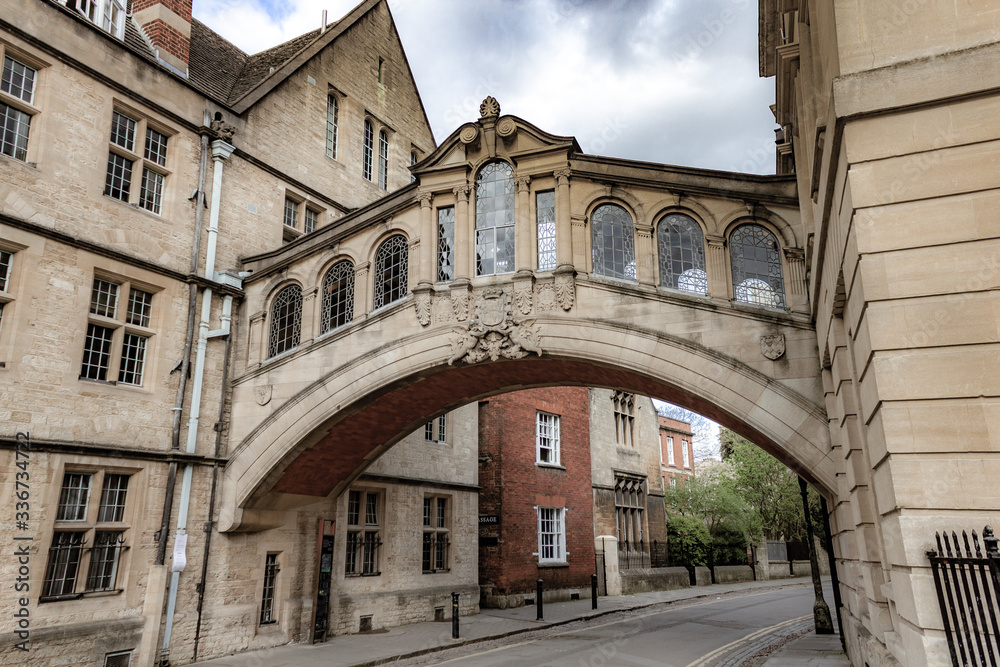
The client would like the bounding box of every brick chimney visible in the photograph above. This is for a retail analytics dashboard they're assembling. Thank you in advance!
[133,0,192,75]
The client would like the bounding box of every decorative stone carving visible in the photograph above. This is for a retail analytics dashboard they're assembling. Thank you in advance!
[496,116,517,138]
[554,272,575,311]
[459,124,479,145]
[535,283,558,311]
[452,290,469,321]
[414,290,431,326]
[448,288,542,365]
[254,384,272,406]
[211,118,235,141]
[432,296,453,324]
[513,281,533,315]
[760,334,786,360]
[479,96,500,118]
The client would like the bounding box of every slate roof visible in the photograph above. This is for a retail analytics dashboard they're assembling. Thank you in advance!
[187,19,249,102]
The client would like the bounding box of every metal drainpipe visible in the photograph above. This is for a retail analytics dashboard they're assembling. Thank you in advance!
[192,294,237,661]
[161,138,235,662]
[157,115,210,567]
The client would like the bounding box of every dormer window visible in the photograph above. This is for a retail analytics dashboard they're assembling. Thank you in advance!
[59,0,127,40]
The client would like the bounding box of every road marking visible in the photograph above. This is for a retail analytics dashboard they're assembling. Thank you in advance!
[683,614,812,667]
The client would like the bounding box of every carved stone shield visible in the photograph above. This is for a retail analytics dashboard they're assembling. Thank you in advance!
[760,334,786,360]
[255,384,272,406]
[476,289,508,327]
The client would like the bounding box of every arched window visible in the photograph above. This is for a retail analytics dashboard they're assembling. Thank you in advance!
[321,260,354,333]
[326,95,338,159]
[373,235,408,309]
[362,120,373,181]
[657,213,706,294]
[268,285,302,358]
[591,203,635,280]
[474,161,515,276]
[378,130,388,189]
[730,223,785,309]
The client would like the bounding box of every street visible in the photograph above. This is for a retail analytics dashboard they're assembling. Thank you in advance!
[395,586,827,667]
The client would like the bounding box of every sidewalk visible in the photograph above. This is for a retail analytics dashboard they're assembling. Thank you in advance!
[193,576,847,666]
[761,631,851,666]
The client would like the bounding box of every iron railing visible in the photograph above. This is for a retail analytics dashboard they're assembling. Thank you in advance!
[618,540,669,570]
[927,526,1000,667]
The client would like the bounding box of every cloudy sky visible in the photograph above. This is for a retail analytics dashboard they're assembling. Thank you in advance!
[194,0,778,175]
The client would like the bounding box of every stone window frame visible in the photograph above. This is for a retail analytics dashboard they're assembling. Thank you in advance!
[103,104,174,216]
[436,205,455,282]
[266,283,303,359]
[424,414,447,444]
[614,474,647,553]
[40,466,135,603]
[536,506,567,564]
[319,259,355,335]
[473,159,516,277]
[535,410,561,466]
[728,222,787,310]
[258,552,281,625]
[656,212,708,295]
[0,45,46,165]
[421,495,450,573]
[281,190,324,242]
[535,190,557,272]
[79,271,159,388]
[377,128,389,190]
[612,391,635,449]
[590,202,637,281]
[345,488,383,577]
[0,240,26,366]
[325,92,339,160]
[371,233,409,311]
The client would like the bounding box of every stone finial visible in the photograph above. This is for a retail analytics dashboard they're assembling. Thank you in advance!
[479,96,501,119]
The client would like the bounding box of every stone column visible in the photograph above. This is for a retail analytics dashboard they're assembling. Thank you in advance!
[417,191,434,285]
[635,223,655,286]
[299,286,318,345]
[355,262,370,316]
[783,247,807,312]
[705,235,728,300]
[515,174,531,274]
[555,169,573,269]
[248,310,265,369]
[453,185,471,282]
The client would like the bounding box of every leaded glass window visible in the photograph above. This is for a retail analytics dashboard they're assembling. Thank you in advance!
[378,130,388,190]
[536,190,556,271]
[373,235,408,309]
[591,204,635,280]
[657,213,707,294]
[321,260,354,333]
[474,161,515,276]
[730,224,785,309]
[267,285,302,358]
[436,206,454,281]
[362,120,373,181]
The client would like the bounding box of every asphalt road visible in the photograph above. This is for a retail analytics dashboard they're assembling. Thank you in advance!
[395,586,825,667]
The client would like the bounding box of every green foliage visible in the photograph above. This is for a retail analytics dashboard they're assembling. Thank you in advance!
[666,514,710,568]
[721,428,812,541]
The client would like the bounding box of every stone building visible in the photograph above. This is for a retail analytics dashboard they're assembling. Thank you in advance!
[658,416,695,488]
[477,387,667,608]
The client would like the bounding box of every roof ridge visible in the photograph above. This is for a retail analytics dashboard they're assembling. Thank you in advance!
[191,17,248,58]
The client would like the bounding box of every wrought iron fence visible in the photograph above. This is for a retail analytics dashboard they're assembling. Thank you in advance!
[927,527,1000,667]
[618,540,650,570]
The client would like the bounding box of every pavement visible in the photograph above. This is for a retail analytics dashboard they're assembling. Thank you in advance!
[193,576,851,666]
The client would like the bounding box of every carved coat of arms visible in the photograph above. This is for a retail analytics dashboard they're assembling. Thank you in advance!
[448,288,542,365]
[760,334,786,360]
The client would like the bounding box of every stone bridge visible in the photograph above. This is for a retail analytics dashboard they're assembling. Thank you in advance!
[219,100,826,531]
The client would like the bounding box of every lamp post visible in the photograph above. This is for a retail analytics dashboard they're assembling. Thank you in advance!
[799,477,834,634]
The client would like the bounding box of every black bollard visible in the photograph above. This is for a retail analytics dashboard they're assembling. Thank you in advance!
[536,579,544,620]
[591,573,598,609]
[451,592,459,639]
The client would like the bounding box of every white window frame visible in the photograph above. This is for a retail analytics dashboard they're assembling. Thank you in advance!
[666,435,675,466]
[424,415,447,443]
[56,0,126,39]
[0,49,42,164]
[325,93,338,159]
[537,506,567,564]
[682,440,690,468]
[535,411,560,466]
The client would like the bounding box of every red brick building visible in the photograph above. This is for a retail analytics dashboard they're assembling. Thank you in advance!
[478,387,596,607]
[659,416,695,487]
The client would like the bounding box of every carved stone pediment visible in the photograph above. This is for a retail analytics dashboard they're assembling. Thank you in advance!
[448,288,542,365]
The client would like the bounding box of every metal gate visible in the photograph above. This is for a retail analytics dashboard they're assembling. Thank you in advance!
[927,527,1000,666]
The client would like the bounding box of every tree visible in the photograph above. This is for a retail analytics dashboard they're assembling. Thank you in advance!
[721,428,808,541]
[663,469,756,566]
